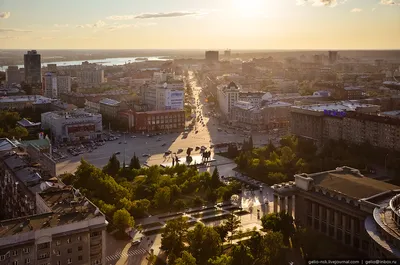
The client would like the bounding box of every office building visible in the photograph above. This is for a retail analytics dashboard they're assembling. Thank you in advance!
[142,83,184,111]
[0,95,52,110]
[205,51,219,63]
[329,51,338,64]
[41,109,102,143]
[217,82,240,117]
[271,166,400,259]
[76,68,105,87]
[24,50,42,85]
[0,151,108,265]
[5,66,21,86]
[43,72,72,99]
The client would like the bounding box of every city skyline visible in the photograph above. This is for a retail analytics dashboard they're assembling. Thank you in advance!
[0,0,399,50]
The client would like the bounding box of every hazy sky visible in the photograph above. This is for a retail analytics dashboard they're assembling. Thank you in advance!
[0,0,399,49]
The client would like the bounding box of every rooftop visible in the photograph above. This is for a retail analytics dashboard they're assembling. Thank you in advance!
[42,109,101,120]
[381,110,400,119]
[0,138,17,152]
[0,95,52,104]
[308,167,399,199]
[0,186,103,239]
[291,101,380,113]
[99,98,120,106]
[17,118,41,127]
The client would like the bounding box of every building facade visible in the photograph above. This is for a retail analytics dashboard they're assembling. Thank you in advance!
[132,110,185,132]
[99,98,121,118]
[271,166,400,259]
[217,82,240,118]
[0,151,108,265]
[205,51,219,63]
[76,68,105,87]
[24,50,42,85]
[0,95,52,110]
[5,66,21,86]
[41,109,102,143]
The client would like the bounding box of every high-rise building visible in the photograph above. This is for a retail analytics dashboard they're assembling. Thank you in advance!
[205,51,219,62]
[77,68,105,87]
[24,50,42,84]
[217,82,240,117]
[5,66,21,86]
[43,72,72,99]
[328,51,338,64]
[47,63,58,72]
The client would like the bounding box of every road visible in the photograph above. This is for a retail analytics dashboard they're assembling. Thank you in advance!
[56,71,272,175]
[58,72,277,265]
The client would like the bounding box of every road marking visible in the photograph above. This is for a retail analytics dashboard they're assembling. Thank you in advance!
[105,248,147,262]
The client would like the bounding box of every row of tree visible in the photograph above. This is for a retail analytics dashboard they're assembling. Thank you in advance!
[0,111,29,139]
[61,156,241,231]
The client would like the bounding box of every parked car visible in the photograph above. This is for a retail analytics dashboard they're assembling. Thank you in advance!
[115,151,121,155]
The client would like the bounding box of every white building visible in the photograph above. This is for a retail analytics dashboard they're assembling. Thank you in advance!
[153,71,175,83]
[143,82,185,111]
[77,68,105,87]
[217,82,240,117]
[41,109,102,143]
[43,72,72,99]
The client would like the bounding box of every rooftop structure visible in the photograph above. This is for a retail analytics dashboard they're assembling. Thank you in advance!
[291,101,380,114]
[0,138,17,152]
[99,98,120,106]
[17,118,41,128]
[380,110,400,119]
[0,95,52,105]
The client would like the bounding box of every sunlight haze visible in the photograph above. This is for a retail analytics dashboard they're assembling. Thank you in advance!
[0,0,399,49]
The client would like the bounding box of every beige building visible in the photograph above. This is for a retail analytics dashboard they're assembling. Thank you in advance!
[77,68,105,88]
[271,166,400,259]
[0,151,108,265]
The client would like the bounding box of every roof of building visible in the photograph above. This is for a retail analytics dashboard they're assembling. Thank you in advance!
[261,100,292,108]
[292,101,380,113]
[0,186,104,239]
[42,109,101,120]
[17,118,41,127]
[0,95,52,104]
[233,101,256,110]
[99,98,120,106]
[309,167,399,199]
[344,86,362,91]
[381,110,400,119]
[137,110,184,115]
[0,138,17,152]
[21,139,50,149]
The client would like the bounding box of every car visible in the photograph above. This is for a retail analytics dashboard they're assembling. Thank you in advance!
[131,240,140,246]
[131,136,137,138]
[142,154,150,157]
[156,138,161,141]
[195,130,198,134]
[177,149,183,153]
[195,146,200,151]
[201,146,206,150]
[162,143,166,146]
[118,142,122,144]
[124,141,127,144]
[115,151,121,155]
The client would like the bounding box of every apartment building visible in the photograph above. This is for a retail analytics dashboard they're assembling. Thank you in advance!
[99,98,121,118]
[41,109,102,143]
[24,50,41,85]
[271,166,400,259]
[5,66,22,86]
[43,72,73,99]
[142,83,184,111]
[290,102,380,145]
[0,150,108,265]
[217,82,240,118]
[76,68,105,87]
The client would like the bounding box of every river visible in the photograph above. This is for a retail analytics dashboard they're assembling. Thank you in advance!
[0,56,170,71]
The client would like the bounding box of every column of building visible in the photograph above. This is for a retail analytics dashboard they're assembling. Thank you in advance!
[273,194,295,216]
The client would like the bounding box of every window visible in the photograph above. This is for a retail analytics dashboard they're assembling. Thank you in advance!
[78,256,83,261]
[68,258,72,264]
[67,238,71,244]
[12,261,18,265]
[25,258,30,264]
[56,240,61,246]
[67,248,72,254]
[38,253,49,260]
[23,248,30,254]
[90,231,100,237]
[0,255,4,261]
[12,250,18,256]
[78,246,83,251]
[56,250,61,256]
[57,261,61,265]
[77,236,81,241]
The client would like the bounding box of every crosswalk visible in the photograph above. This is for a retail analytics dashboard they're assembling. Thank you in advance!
[105,248,148,262]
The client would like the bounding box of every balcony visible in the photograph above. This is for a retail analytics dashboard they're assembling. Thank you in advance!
[90,245,102,256]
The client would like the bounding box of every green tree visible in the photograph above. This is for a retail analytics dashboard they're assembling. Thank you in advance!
[161,217,189,264]
[174,251,196,265]
[173,199,187,211]
[112,209,134,231]
[231,243,254,265]
[249,135,254,150]
[262,232,285,265]
[224,213,241,244]
[153,186,171,208]
[129,153,141,170]
[211,167,221,188]
[261,212,294,243]
[187,224,222,265]
[103,154,120,177]
[208,254,233,265]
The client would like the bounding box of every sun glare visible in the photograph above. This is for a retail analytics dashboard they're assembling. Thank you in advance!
[233,0,264,17]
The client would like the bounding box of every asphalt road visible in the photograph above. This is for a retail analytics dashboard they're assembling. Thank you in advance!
[56,72,273,175]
